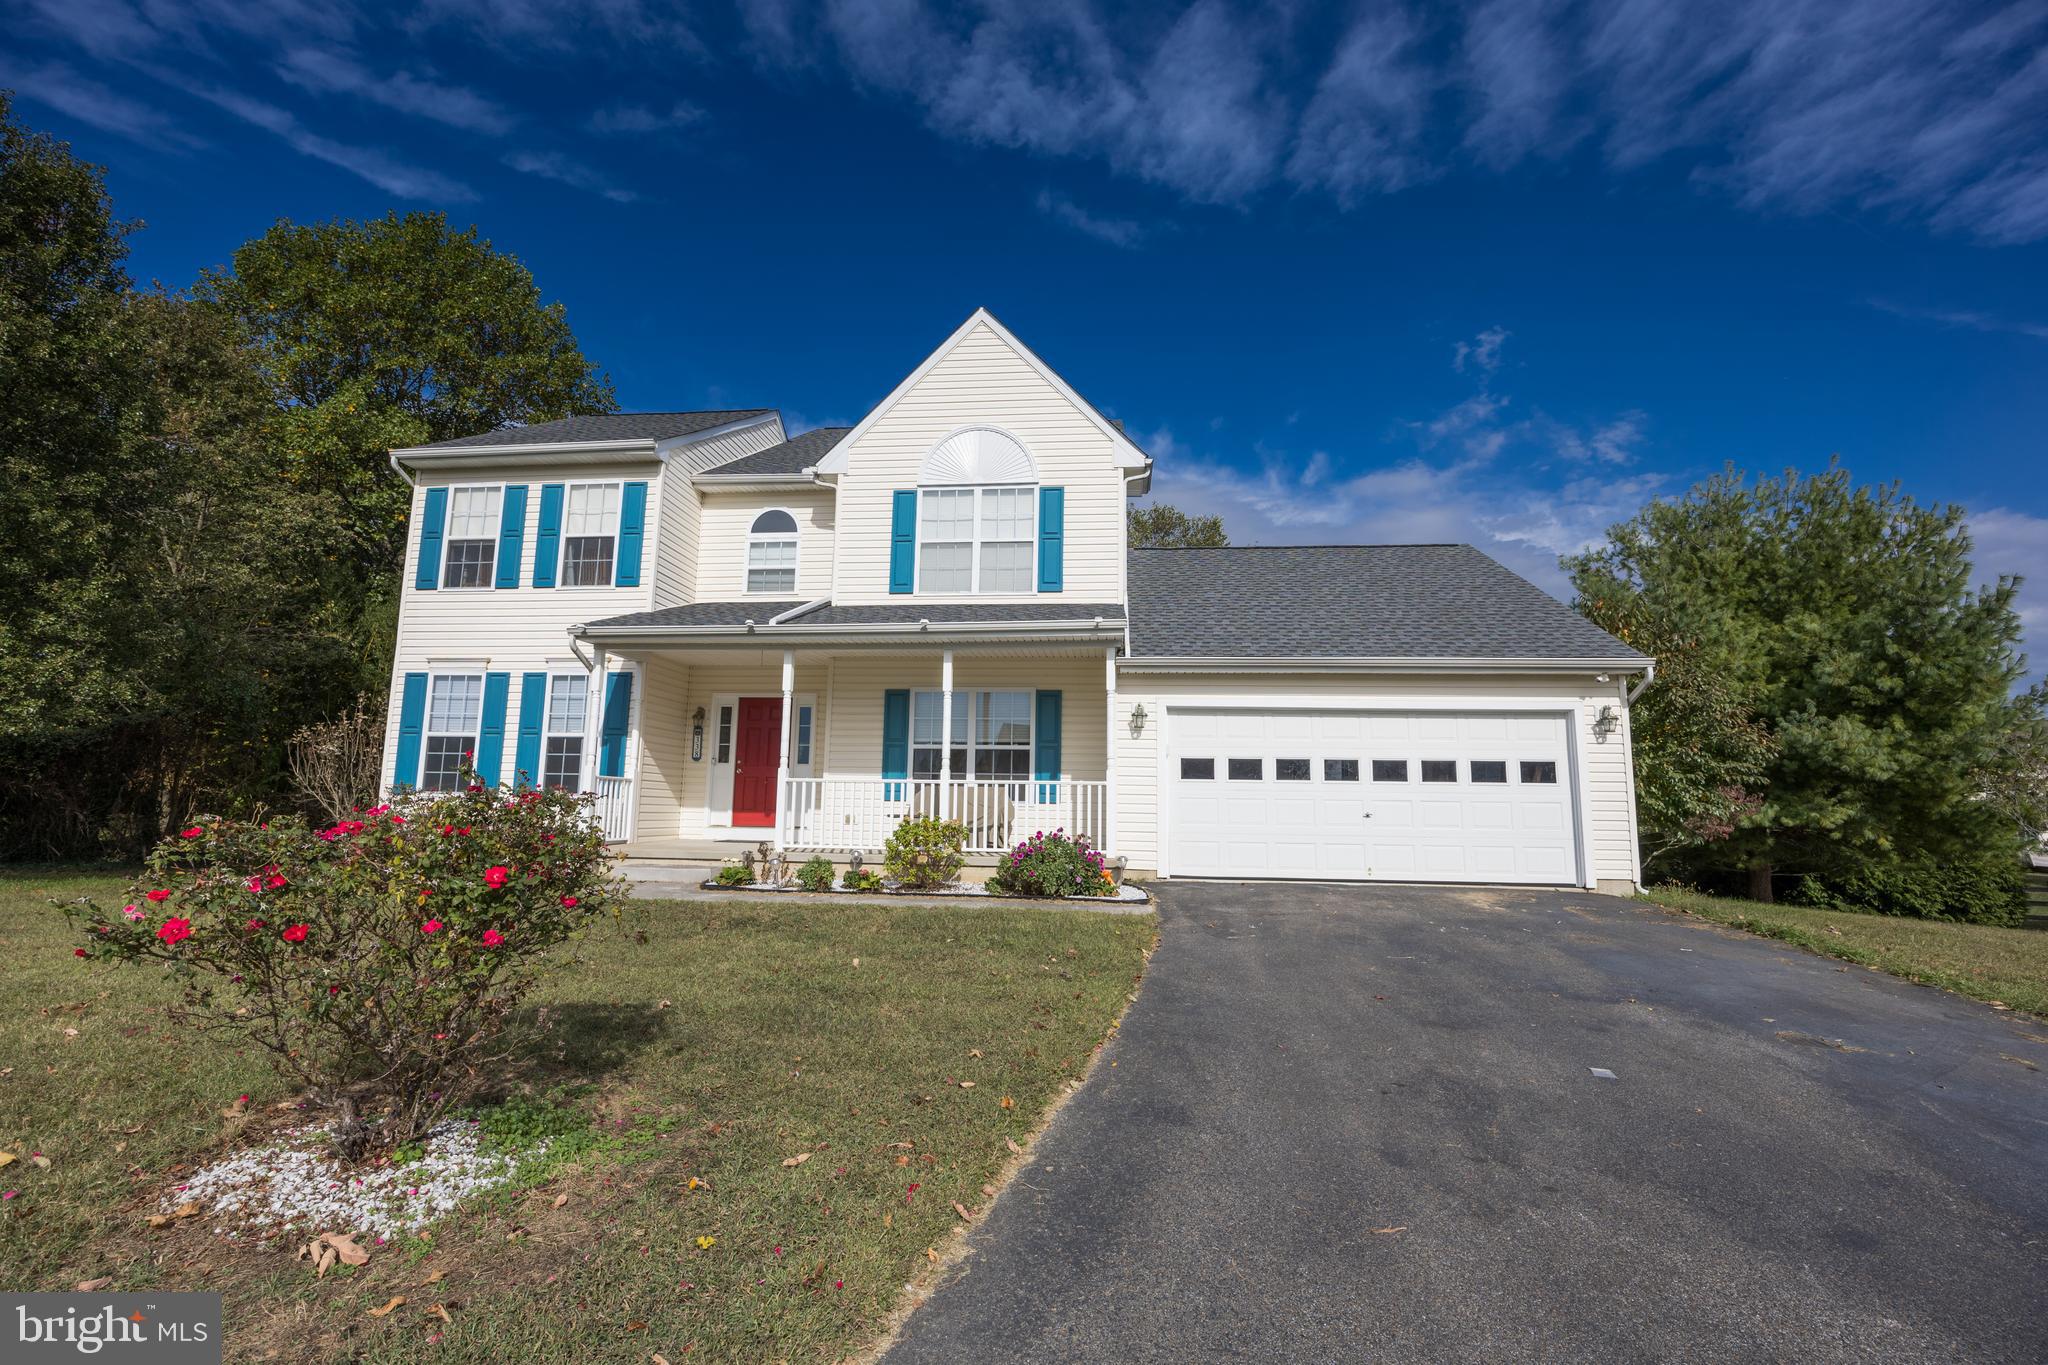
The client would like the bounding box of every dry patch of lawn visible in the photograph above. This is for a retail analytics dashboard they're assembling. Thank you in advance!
[1643,884,2048,1019]
[0,867,1154,1362]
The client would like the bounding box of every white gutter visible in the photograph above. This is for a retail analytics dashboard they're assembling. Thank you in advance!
[1115,655,1654,675]
[392,436,657,460]
[387,450,416,487]
[1626,660,1658,703]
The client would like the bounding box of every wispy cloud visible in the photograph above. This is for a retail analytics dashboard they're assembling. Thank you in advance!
[1454,325,1509,374]
[0,58,204,149]
[502,150,638,203]
[1870,297,2048,341]
[585,100,705,135]
[740,0,2048,243]
[1035,188,1147,248]
[1546,411,1649,464]
[1968,506,2048,681]
[276,48,516,136]
[181,81,477,201]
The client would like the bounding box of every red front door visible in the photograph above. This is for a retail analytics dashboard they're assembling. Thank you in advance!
[732,697,783,827]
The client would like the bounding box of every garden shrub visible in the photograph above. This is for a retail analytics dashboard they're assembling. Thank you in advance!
[841,867,883,892]
[883,816,966,889]
[68,776,620,1157]
[795,855,835,892]
[1783,847,2028,927]
[713,862,754,887]
[986,829,1115,898]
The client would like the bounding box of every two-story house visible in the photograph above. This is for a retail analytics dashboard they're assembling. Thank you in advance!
[381,310,1652,892]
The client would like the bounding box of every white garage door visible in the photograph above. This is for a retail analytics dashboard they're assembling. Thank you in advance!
[1166,709,1580,884]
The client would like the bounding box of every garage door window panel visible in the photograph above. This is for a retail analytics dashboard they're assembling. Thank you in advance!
[1421,760,1458,783]
[1228,758,1263,781]
[1520,761,1558,784]
[1372,760,1408,782]
[1324,759,1359,782]
[1471,761,1507,783]
[1180,757,1215,780]
[1276,759,1310,781]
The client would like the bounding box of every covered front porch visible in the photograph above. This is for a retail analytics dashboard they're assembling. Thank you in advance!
[579,618,1125,862]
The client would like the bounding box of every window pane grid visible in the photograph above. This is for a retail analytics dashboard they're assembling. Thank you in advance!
[564,484,619,537]
[561,536,614,587]
[546,675,586,735]
[919,486,1034,594]
[443,539,495,588]
[542,736,583,790]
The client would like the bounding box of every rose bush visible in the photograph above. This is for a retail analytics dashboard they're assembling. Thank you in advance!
[985,829,1115,898]
[68,774,622,1157]
[882,816,966,889]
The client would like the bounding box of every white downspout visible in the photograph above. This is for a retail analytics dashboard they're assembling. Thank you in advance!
[1627,661,1657,704]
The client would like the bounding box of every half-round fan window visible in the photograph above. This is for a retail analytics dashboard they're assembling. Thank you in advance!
[746,509,799,594]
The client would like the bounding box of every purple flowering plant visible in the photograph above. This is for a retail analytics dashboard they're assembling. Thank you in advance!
[986,829,1115,898]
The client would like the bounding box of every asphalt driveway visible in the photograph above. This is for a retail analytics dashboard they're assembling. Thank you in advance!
[885,882,2048,1364]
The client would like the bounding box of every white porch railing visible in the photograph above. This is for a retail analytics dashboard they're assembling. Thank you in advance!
[781,777,1110,856]
[595,776,634,843]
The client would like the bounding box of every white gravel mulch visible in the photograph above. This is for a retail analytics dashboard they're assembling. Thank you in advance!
[167,1118,548,1243]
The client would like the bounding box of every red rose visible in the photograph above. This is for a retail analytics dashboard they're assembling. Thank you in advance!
[266,874,287,889]
[281,924,309,944]
[145,889,172,903]
[157,917,192,946]
[481,929,505,947]
[180,826,203,839]
[74,947,88,957]
[483,865,511,889]
[559,895,579,908]
[420,919,443,934]
[246,875,264,894]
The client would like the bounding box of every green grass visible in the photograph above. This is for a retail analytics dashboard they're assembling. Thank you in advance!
[1642,884,2048,1019]
[0,867,1153,1362]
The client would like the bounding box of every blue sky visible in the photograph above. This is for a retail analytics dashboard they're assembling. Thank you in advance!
[7,0,2047,674]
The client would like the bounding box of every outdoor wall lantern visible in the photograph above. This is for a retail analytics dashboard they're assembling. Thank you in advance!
[1594,704,1620,739]
[691,706,706,761]
[1128,703,1148,737]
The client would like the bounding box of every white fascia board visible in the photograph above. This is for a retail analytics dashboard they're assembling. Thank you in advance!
[814,307,1152,476]
[1115,655,1655,675]
[391,437,657,467]
[657,412,781,460]
[576,618,1128,647]
[691,473,822,491]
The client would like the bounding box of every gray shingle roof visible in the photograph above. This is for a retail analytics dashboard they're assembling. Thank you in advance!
[582,601,1124,632]
[1127,545,1646,661]
[409,410,773,451]
[702,426,850,477]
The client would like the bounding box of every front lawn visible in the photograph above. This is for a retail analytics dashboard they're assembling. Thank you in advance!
[1643,885,2048,1019]
[0,867,1153,1362]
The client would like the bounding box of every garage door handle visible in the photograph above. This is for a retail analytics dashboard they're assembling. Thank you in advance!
[1363,812,1372,818]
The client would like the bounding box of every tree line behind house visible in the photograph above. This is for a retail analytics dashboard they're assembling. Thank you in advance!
[5,95,2043,922]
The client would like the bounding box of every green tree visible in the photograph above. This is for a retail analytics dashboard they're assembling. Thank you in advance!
[196,212,616,584]
[1568,463,2036,921]
[1130,503,1229,547]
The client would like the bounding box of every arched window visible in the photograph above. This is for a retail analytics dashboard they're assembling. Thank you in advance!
[746,508,799,594]
[917,427,1037,594]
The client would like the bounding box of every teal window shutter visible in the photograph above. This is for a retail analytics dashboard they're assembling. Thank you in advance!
[889,491,917,594]
[1037,487,1064,592]
[475,673,510,786]
[532,484,564,587]
[600,671,634,777]
[882,689,910,799]
[393,673,428,791]
[1034,690,1062,803]
[415,487,447,591]
[514,672,547,787]
[616,481,648,587]
[495,485,528,589]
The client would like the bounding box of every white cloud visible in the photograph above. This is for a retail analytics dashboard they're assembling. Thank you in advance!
[1546,410,1649,464]
[1035,188,1146,248]
[1453,325,1509,374]
[585,101,705,134]
[502,149,638,203]
[179,80,476,200]
[1870,297,2048,341]
[275,48,516,135]
[1967,506,2048,683]
[1,58,204,148]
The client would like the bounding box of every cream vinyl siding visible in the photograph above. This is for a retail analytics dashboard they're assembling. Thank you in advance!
[651,420,786,607]
[379,461,663,790]
[696,490,836,601]
[829,320,1127,606]
[820,654,1107,782]
[1110,672,1639,891]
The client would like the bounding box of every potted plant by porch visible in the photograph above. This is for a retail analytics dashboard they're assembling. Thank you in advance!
[883,817,967,890]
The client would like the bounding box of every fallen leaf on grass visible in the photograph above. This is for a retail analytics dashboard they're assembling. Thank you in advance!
[657,999,672,1010]
[552,1192,569,1208]
[981,1184,996,1197]
[1371,1226,1408,1235]
[625,1320,648,1332]
[75,1277,112,1292]
[957,1081,975,1089]
[424,1304,453,1325]
[967,1049,984,1059]
[366,1296,405,1318]
[148,1203,202,1229]
[0,1153,14,1169]
[29,1154,51,1170]
[297,1231,368,1274]
[895,1155,909,1166]
[885,1141,914,1150]
[653,1355,672,1365]
[781,1153,811,1168]
[1005,1137,1022,1154]
[999,1096,1014,1110]
[421,1269,445,1286]
[952,1202,973,1222]
[925,1247,938,1263]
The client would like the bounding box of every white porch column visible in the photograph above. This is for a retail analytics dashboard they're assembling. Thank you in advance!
[585,645,608,792]
[1104,646,1118,855]
[939,649,956,823]
[774,649,795,850]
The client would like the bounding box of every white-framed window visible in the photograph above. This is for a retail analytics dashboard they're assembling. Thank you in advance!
[917,487,1035,594]
[714,704,733,764]
[746,509,799,594]
[442,487,502,588]
[795,704,813,766]
[543,673,587,790]
[560,482,621,587]
[911,689,1032,782]
[422,674,483,791]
